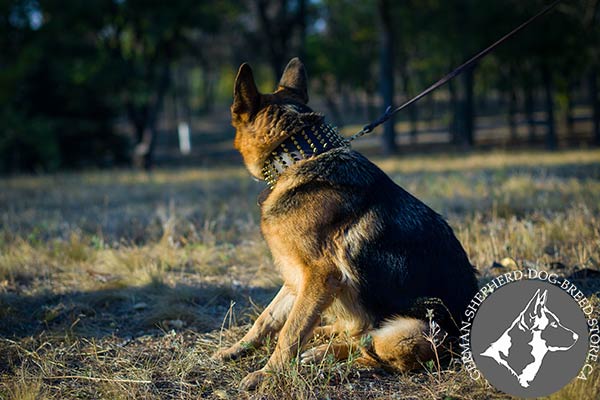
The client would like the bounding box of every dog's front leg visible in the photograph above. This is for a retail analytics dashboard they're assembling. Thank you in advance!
[213,285,295,361]
[240,269,341,390]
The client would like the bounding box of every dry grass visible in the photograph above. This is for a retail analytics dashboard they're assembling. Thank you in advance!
[1,148,600,399]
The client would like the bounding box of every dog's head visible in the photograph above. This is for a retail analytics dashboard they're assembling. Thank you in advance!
[231,58,320,179]
[519,289,578,351]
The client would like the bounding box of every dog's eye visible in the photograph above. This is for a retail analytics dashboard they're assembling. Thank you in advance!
[551,322,558,328]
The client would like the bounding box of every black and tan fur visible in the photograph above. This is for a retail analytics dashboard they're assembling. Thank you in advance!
[213,58,478,390]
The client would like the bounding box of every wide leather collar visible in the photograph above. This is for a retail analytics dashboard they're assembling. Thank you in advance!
[261,121,349,189]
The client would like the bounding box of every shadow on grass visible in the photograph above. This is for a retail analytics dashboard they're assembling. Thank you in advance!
[0,281,278,340]
[2,269,598,340]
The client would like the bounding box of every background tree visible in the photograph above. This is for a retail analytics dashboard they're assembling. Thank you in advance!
[102,0,230,169]
[583,0,600,145]
[1,0,598,173]
[378,0,396,153]
[0,0,127,171]
[249,0,310,79]
[305,0,378,126]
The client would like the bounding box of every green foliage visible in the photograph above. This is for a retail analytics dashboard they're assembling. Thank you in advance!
[0,0,236,172]
[307,0,379,91]
[0,107,59,171]
[0,0,597,172]
[306,0,596,100]
[1,0,128,171]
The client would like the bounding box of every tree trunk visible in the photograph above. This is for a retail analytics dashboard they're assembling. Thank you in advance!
[324,94,343,128]
[298,0,307,61]
[457,66,475,147]
[401,71,418,144]
[256,0,306,79]
[507,66,517,142]
[350,90,360,116]
[201,63,217,113]
[341,85,351,115]
[448,80,459,144]
[524,86,536,144]
[321,78,344,127]
[132,63,171,170]
[566,81,575,139]
[127,103,149,147]
[426,92,435,129]
[378,0,396,154]
[366,88,377,121]
[591,70,600,146]
[256,0,286,78]
[584,0,600,145]
[542,64,557,150]
[409,104,418,145]
[508,88,518,142]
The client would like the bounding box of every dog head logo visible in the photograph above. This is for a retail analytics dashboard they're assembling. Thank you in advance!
[470,280,589,397]
[480,289,579,388]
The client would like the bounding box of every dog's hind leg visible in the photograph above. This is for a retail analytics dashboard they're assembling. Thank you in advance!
[301,317,436,370]
[300,335,362,365]
[213,285,295,361]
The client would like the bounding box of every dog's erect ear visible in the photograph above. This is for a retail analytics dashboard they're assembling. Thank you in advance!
[525,289,548,319]
[534,289,548,316]
[232,63,260,117]
[519,289,542,329]
[278,57,309,104]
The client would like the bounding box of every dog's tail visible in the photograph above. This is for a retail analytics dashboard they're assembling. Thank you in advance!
[358,316,438,371]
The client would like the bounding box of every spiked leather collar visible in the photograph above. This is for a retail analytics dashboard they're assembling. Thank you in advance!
[262,121,349,189]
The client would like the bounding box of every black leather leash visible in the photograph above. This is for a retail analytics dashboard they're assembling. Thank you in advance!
[347,0,563,142]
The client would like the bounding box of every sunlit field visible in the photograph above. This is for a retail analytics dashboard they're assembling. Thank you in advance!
[1,149,600,399]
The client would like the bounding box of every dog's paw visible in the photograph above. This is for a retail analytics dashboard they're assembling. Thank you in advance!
[239,369,268,391]
[312,325,336,340]
[300,344,328,365]
[211,345,244,362]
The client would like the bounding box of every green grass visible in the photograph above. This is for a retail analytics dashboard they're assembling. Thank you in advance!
[1,148,600,399]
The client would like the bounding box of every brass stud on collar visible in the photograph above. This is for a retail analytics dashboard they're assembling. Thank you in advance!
[263,122,348,189]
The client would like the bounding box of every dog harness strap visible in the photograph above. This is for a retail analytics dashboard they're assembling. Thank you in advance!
[262,121,349,189]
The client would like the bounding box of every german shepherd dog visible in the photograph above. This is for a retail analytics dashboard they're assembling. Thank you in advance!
[213,58,478,390]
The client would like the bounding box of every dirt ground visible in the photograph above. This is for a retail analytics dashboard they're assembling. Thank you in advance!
[1,149,600,399]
